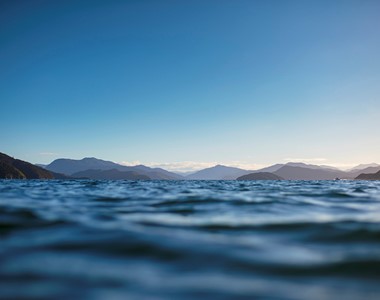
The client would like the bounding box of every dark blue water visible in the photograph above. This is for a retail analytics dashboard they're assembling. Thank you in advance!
[1,180,380,299]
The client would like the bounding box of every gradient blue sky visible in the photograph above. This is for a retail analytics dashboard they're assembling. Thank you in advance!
[1,0,380,171]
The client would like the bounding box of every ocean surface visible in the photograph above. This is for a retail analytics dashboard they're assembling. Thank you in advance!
[1,180,380,300]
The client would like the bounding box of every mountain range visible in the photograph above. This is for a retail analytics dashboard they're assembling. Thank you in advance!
[45,157,183,180]
[1,151,380,181]
[44,157,380,180]
[184,162,380,180]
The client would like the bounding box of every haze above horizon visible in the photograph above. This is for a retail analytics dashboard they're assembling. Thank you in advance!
[1,0,379,170]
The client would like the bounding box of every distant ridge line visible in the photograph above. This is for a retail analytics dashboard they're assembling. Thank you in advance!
[2,152,380,181]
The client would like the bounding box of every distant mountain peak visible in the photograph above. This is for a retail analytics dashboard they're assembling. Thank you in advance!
[45,156,183,180]
[186,164,251,180]
[286,162,312,168]
[82,157,108,162]
[350,163,380,171]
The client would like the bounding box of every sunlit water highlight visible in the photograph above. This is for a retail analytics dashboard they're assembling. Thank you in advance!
[1,180,380,299]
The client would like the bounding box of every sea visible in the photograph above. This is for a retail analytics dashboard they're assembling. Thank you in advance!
[1,180,380,300]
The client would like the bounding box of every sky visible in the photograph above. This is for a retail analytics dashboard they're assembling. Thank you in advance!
[1,0,380,172]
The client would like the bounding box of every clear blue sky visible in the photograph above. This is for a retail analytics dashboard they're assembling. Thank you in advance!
[1,0,379,171]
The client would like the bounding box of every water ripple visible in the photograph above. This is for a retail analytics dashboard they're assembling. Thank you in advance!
[1,179,380,299]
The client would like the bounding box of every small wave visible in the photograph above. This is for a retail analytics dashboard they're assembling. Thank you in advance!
[1,180,380,299]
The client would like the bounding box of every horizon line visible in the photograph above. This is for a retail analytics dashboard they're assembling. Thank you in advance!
[32,154,379,173]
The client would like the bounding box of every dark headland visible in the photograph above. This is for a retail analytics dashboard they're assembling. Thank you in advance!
[0,152,67,179]
[355,170,380,180]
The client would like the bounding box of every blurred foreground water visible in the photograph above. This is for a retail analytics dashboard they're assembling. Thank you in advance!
[1,180,380,299]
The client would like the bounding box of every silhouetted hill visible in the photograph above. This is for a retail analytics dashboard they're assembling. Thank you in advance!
[0,152,58,179]
[46,157,120,175]
[45,157,183,180]
[237,172,284,180]
[274,165,347,180]
[186,165,251,180]
[71,169,150,180]
[348,166,380,179]
[355,170,380,180]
